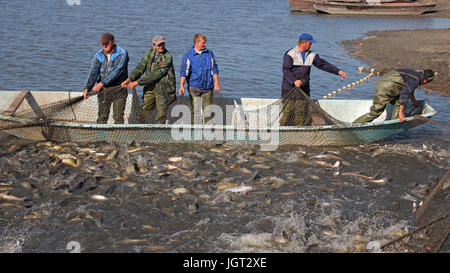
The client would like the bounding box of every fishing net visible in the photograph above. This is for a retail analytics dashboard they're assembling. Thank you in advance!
[0,86,349,145]
[381,170,450,253]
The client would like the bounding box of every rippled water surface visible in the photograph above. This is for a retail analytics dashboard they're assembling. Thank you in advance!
[0,0,449,253]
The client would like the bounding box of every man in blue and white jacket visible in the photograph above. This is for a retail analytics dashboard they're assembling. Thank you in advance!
[281,33,347,126]
[84,33,129,124]
[179,34,220,124]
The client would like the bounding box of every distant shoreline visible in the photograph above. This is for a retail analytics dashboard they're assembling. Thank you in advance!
[424,0,450,18]
[342,28,450,97]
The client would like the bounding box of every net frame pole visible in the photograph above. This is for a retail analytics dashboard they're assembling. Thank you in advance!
[1,90,46,119]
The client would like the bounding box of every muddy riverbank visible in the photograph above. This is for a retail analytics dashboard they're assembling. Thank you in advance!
[425,0,450,18]
[0,132,448,253]
[342,28,450,97]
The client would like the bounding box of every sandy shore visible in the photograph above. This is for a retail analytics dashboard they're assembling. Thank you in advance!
[340,0,450,96]
[342,27,450,97]
[425,0,450,18]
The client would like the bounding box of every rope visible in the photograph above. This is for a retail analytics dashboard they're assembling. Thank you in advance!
[380,212,450,250]
[322,67,377,100]
[68,90,78,121]
[414,115,450,127]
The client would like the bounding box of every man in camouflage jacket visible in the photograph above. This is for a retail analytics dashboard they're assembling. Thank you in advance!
[122,35,176,124]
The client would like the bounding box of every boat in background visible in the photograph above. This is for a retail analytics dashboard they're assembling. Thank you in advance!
[289,0,316,12]
[313,0,436,16]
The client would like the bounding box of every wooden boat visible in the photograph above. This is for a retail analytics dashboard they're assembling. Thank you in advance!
[313,0,436,15]
[0,90,437,147]
[289,0,316,12]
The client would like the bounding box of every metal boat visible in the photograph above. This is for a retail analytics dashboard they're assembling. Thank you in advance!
[0,90,437,147]
[313,0,436,16]
[289,0,315,12]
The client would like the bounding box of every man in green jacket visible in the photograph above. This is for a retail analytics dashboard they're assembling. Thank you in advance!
[121,35,176,124]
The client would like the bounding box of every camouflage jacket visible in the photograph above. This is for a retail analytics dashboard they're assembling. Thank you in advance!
[129,48,176,106]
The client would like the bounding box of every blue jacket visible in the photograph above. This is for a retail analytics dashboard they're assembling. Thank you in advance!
[180,47,219,90]
[282,47,340,97]
[395,68,424,106]
[85,45,129,91]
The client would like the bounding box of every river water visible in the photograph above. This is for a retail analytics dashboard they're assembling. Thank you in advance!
[0,0,449,253]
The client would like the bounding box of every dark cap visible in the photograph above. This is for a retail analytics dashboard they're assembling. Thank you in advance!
[299,33,316,43]
[99,33,114,44]
[423,69,434,82]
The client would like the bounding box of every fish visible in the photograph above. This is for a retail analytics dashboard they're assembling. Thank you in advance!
[175,168,197,177]
[367,176,391,184]
[173,188,189,195]
[333,161,341,168]
[297,159,311,165]
[341,172,375,180]
[312,154,343,161]
[223,183,253,193]
[216,182,238,190]
[168,156,183,162]
[371,148,386,157]
[0,193,25,202]
[117,239,148,245]
[36,141,53,148]
[267,177,285,189]
[252,164,272,170]
[21,182,34,190]
[311,160,339,168]
[78,148,96,154]
[61,158,81,168]
[0,186,13,191]
[230,165,253,174]
[146,245,171,251]
[128,147,147,153]
[0,203,16,208]
[252,156,269,162]
[52,145,63,151]
[401,193,420,203]
[90,194,109,201]
[106,149,118,161]
[167,164,178,170]
[142,225,160,232]
[54,153,77,160]
[309,175,320,181]
[24,211,40,220]
[215,157,226,165]
[210,147,227,153]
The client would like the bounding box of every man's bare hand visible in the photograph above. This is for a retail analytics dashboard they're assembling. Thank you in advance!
[127,81,139,89]
[83,89,89,99]
[214,82,221,92]
[92,82,104,93]
[294,80,302,87]
[121,78,131,88]
[338,70,347,80]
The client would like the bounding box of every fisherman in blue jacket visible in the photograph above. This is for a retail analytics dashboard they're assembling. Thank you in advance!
[84,33,129,124]
[353,68,434,123]
[179,34,221,124]
[281,33,347,126]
